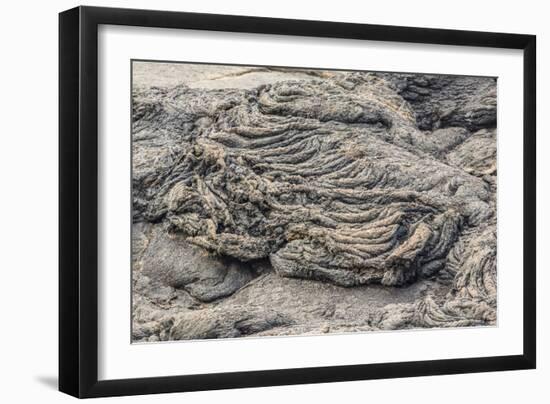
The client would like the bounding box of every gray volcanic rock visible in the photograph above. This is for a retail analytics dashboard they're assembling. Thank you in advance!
[447,128,497,177]
[142,226,257,302]
[131,65,497,341]
[170,306,291,340]
[378,73,497,131]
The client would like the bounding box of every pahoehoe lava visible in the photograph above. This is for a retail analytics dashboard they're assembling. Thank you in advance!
[131,65,497,342]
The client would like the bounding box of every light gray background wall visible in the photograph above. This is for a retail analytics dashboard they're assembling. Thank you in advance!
[1,0,546,402]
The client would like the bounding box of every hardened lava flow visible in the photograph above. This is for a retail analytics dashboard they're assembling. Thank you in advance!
[131,64,497,341]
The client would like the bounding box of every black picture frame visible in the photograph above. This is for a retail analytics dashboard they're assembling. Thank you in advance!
[59,5,536,398]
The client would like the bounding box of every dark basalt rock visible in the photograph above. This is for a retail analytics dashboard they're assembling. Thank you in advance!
[377,73,497,131]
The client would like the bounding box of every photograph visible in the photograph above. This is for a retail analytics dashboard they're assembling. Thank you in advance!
[131,61,498,342]
[1,1,543,401]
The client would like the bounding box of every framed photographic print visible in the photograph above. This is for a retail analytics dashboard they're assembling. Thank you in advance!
[59,6,536,398]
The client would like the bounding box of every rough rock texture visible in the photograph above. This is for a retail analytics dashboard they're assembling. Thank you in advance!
[131,62,497,342]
